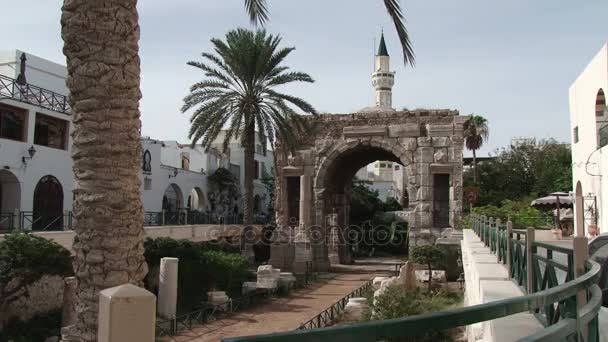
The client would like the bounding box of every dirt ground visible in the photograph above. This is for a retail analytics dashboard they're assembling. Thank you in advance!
[160,257,402,342]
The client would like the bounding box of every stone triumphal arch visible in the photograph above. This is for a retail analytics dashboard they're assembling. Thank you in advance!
[269,109,466,272]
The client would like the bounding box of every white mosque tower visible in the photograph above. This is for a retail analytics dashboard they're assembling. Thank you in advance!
[371,32,396,109]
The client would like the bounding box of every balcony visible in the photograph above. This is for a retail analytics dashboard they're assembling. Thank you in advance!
[0,74,70,114]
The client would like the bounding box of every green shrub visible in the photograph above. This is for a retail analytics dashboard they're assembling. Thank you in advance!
[472,199,552,229]
[411,245,444,293]
[0,234,73,322]
[0,309,62,342]
[201,250,249,298]
[370,286,462,341]
[143,237,250,312]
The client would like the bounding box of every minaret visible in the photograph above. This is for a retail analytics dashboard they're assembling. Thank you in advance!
[371,32,395,109]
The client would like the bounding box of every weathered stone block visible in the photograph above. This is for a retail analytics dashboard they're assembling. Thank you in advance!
[343,126,387,137]
[98,284,156,342]
[432,137,450,147]
[257,265,281,289]
[416,186,432,201]
[388,124,420,137]
[417,137,432,147]
[419,147,434,163]
[399,137,417,150]
[416,203,431,213]
[427,124,454,137]
[434,149,448,163]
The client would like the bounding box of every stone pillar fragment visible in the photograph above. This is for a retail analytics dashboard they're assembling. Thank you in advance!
[61,277,77,327]
[327,213,340,265]
[97,284,156,342]
[158,257,179,319]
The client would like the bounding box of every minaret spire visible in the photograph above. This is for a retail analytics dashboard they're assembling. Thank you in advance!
[371,31,395,109]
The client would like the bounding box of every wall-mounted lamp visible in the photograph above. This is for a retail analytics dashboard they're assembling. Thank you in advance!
[168,168,178,178]
[22,145,36,164]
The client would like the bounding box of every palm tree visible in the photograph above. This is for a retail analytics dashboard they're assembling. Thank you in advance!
[243,0,415,66]
[60,1,147,341]
[181,28,316,240]
[59,0,411,337]
[463,115,489,185]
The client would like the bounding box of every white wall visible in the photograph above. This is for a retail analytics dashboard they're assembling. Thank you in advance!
[569,42,608,236]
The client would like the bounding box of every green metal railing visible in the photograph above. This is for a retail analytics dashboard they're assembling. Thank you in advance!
[224,215,602,342]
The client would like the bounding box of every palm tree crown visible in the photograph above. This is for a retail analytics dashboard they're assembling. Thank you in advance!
[243,0,415,66]
[181,28,316,231]
[463,114,489,185]
[182,28,316,151]
[464,115,489,152]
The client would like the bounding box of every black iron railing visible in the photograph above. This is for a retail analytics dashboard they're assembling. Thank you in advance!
[297,279,374,330]
[0,74,70,114]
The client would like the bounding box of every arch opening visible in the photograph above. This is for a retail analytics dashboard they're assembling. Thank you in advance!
[188,187,205,211]
[596,89,608,148]
[33,175,63,231]
[0,170,20,230]
[318,144,410,264]
[162,183,183,212]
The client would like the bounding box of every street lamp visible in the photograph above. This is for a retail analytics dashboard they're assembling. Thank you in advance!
[168,168,178,178]
[22,145,36,164]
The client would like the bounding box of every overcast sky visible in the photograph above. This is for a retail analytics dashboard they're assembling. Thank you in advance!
[5,0,608,156]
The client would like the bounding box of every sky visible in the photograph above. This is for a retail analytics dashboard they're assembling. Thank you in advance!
[4,0,608,157]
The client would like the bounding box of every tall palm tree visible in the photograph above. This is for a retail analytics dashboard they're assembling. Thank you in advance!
[243,0,415,66]
[181,28,316,236]
[60,1,147,341]
[463,115,489,185]
[59,0,411,337]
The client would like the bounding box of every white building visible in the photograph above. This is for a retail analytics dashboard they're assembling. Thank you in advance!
[569,42,608,237]
[0,49,74,230]
[0,49,274,230]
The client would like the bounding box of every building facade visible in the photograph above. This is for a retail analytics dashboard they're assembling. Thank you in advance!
[0,49,274,230]
[569,42,608,237]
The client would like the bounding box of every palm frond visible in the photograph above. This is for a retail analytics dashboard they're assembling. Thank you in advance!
[383,0,415,66]
[243,0,269,26]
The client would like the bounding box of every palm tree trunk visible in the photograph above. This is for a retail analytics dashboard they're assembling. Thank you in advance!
[241,121,256,263]
[473,148,478,185]
[61,1,147,340]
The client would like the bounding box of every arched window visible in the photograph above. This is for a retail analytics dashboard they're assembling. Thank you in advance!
[596,89,608,148]
[188,187,205,211]
[0,170,20,230]
[33,175,63,230]
[181,153,190,171]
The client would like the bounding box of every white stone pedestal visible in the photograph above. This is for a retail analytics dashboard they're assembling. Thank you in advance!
[97,284,156,342]
[158,257,179,319]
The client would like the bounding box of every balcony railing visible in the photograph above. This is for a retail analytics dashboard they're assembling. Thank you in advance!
[223,215,602,342]
[0,74,71,114]
[1,210,271,233]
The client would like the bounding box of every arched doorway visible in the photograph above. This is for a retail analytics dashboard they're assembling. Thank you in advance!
[33,175,63,230]
[188,187,205,211]
[0,170,20,230]
[162,183,183,212]
[317,143,408,265]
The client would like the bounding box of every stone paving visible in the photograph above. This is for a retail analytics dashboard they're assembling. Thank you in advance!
[159,258,401,342]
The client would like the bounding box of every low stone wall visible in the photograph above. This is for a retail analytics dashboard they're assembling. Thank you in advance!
[2,275,65,326]
[0,224,262,252]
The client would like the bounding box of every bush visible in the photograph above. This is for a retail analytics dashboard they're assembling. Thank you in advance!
[411,245,444,293]
[472,199,552,229]
[0,234,73,324]
[0,309,62,342]
[143,237,250,312]
[370,286,462,341]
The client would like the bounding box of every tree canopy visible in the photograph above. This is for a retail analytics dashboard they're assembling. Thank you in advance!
[465,139,572,207]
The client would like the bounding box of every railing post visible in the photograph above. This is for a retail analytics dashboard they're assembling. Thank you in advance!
[573,236,589,340]
[161,209,166,226]
[526,227,535,294]
[496,218,502,262]
[488,217,494,248]
[13,208,20,231]
[63,210,69,231]
[507,220,513,276]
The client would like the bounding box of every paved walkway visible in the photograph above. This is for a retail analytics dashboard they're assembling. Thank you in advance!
[161,258,401,342]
